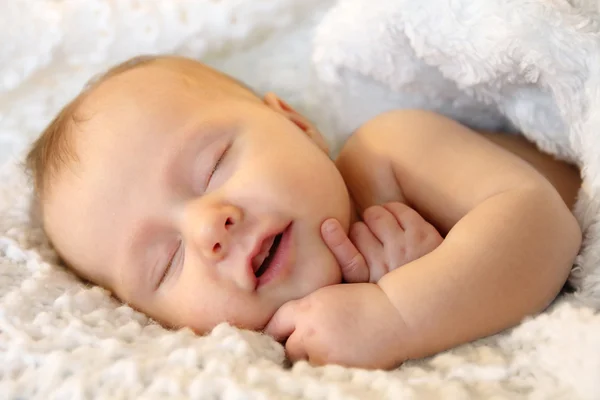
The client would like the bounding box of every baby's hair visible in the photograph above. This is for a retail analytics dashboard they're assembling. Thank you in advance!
[25,55,159,201]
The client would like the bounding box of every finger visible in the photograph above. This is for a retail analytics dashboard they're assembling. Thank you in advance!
[263,301,298,342]
[362,207,407,271]
[383,202,440,242]
[284,330,309,363]
[321,218,369,283]
[349,222,386,282]
[382,202,424,230]
[384,202,442,262]
[363,205,405,245]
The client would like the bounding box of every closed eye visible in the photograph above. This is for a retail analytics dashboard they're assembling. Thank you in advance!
[207,142,231,186]
[157,240,183,289]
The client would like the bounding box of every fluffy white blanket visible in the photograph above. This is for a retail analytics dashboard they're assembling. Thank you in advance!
[2,0,600,398]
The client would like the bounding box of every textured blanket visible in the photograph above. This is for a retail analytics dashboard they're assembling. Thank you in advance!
[2,0,600,399]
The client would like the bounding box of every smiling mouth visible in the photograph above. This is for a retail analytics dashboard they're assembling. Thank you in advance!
[254,233,283,278]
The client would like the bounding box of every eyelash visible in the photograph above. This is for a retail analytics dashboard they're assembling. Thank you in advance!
[207,143,231,185]
[157,241,182,288]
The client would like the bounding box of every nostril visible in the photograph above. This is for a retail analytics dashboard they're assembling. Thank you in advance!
[225,217,234,227]
[213,243,222,253]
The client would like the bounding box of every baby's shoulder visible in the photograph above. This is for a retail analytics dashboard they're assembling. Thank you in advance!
[334,110,431,208]
[340,109,449,159]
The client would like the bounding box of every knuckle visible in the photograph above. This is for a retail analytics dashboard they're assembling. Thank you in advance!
[418,225,442,245]
[414,227,431,243]
[305,326,317,339]
[298,297,313,313]
[345,253,363,272]
[343,259,368,283]
[393,245,407,260]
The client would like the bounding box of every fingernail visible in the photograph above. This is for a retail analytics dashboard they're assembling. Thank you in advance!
[323,219,337,233]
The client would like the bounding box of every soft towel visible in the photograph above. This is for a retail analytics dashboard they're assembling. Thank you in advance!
[1,1,600,399]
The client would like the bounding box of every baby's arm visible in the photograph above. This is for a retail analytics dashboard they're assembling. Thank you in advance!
[336,110,582,360]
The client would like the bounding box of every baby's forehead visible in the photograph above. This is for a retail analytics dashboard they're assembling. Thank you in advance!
[74,59,257,145]
[72,68,196,143]
[83,58,250,107]
[66,58,262,192]
[80,64,194,112]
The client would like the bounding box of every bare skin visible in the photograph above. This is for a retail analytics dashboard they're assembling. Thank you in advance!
[43,59,352,333]
[266,110,582,367]
[480,131,580,210]
[41,56,581,369]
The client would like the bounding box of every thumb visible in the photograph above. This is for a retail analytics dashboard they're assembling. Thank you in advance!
[321,219,369,283]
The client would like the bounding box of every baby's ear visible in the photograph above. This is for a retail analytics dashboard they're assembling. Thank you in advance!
[263,92,329,154]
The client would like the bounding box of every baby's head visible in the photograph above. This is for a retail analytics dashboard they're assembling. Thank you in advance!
[26,55,352,332]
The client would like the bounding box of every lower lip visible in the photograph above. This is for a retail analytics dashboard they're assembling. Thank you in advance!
[256,222,293,289]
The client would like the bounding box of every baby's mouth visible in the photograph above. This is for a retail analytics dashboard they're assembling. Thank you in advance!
[252,233,283,278]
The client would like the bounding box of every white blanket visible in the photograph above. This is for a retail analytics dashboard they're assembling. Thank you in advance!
[2,0,600,398]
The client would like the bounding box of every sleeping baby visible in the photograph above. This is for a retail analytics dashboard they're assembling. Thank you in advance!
[26,55,582,369]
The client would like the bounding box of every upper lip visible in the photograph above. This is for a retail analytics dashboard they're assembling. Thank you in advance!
[246,224,286,284]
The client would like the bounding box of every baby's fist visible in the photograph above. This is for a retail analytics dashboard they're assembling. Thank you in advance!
[264,283,410,368]
[322,202,443,283]
[355,203,443,281]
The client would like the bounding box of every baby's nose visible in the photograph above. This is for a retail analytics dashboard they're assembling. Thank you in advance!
[188,203,243,262]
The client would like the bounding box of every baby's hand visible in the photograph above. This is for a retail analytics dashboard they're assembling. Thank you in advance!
[264,283,410,368]
[322,202,443,283]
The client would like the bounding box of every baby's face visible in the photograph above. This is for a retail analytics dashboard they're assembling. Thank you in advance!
[44,62,352,332]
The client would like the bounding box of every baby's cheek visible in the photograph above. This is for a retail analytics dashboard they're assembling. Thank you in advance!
[185,288,269,332]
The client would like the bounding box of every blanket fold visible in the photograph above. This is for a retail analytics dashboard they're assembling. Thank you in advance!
[1,0,600,398]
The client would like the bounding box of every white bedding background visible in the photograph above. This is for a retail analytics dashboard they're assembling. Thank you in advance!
[1,1,600,399]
